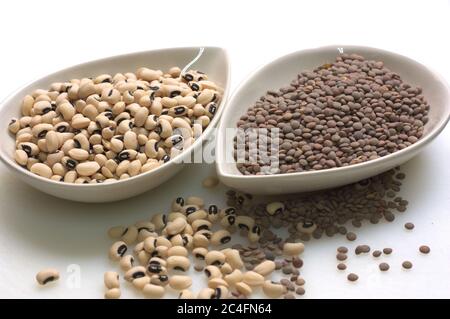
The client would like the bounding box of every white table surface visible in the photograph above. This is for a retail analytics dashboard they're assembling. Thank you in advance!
[1,0,449,299]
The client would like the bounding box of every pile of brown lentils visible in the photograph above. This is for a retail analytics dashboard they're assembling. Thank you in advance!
[234,53,430,175]
[228,168,408,242]
[8,67,223,183]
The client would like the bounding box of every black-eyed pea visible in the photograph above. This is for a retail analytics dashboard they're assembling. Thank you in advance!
[220,263,233,275]
[193,247,208,261]
[243,271,264,287]
[262,280,286,298]
[8,119,20,134]
[25,156,38,169]
[142,283,165,299]
[266,202,285,215]
[144,139,159,159]
[120,226,138,245]
[193,233,209,248]
[31,123,53,139]
[223,249,244,270]
[220,215,236,229]
[109,241,127,261]
[101,88,121,104]
[104,288,121,299]
[197,288,215,299]
[151,213,167,231]
[236,216,255,232]
[16,132,33,144]
[115,160,130,176]
[104,271,120,289]
[181,234,194,250]
[94,74,112,84]
[152,245,169,259]
[36,268,60,285]
[166,217,187,236]
[150,98,163,116]
[14,149,28,166]
[137,68,162,81]
[196,89,215,105]
[68,148,89,161]
[181,204,199,215]
[171,117,191,132]
[219,207,236,218]
[235,282,252,297]
[210,230,232,246]
[132,276,150,290]
[224,269,243,286]
[146,262,167,276]
[185,196,204,207]
[118,149,137,162]
[283,242,305,256]
[254,260,276,277]
[155,236,172,248]
[30,163,52,179]
[124,266,147,282]
[205,265,223,280]
[171,197,185,212]
[108,225,125,239]
[208,278,229,289]
[117,119,133,135]
[207,205,219,222]
[167,246,188,257]
[206,251,226,266]
[164,134,184,149]
[33,100,52,115]
[119,255,135,272]
[58,102,75,121]
[187,210,208,224]
[179,289,195,299]
[248,225,261,243]
[169,234,183,247]
[78,82,96,99]
[182,224,194,236]
[169,275,192,290]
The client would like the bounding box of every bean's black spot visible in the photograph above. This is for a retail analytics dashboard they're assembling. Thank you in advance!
[227,216,235,225]
[183,74,194,82]
[101,78,111,83]
[190,83,200,91]
[185,206,197,215]
[174,266,185,272]
[252,225,261,235]
[117,244,127,257]
[74,140,81,148]
[38,130,48,138]
[176,197,184,205]
[162,214,167,224]
[116,116,127,124]
[198,77,204,81]
[237,196,245,205]
[56,125,67,133]
[303,221,314,228]
[220,236,231,244]
[108,89,113,97]
[170,90,181,98]
[42,107,52,114]
[162,155,170,163]
[211,288,221,299]
[201,232,211,240]
[225,208,236,215]
[138,227,152,233]
[66,159,77,169]
[159,275,168,282]
[204,269,211,277]
[207,103,217,115]
[132,271,146,279]
[118,151,129,161]
[195,254,205,260]
[211,94,217,102]
[238,223,249,231]
[137,86,144,90]
[212,260,222,266]
[182,235,189,246]
[149,86,160,90]
[208,205,218,215]
[197,224,210,231]
[43,276,55,285]
[174,107,186,115]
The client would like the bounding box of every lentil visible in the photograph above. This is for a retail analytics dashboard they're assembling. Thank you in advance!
[379,263,390,271]
[402,261,413,269]
[419,245,430,254]
[347,273,359,282]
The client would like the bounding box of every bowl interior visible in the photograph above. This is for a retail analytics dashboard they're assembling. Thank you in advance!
[217,45,450,176]
[0,46,229,186]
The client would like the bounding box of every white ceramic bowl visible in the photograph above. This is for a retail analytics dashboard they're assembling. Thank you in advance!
[0,47,230,202]
[216,45,450,195]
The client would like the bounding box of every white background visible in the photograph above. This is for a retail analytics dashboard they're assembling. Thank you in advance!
[0,0,449,299]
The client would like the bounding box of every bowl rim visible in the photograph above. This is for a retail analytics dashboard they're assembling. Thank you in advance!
[216,44,450,180]
[0,46,231,187]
